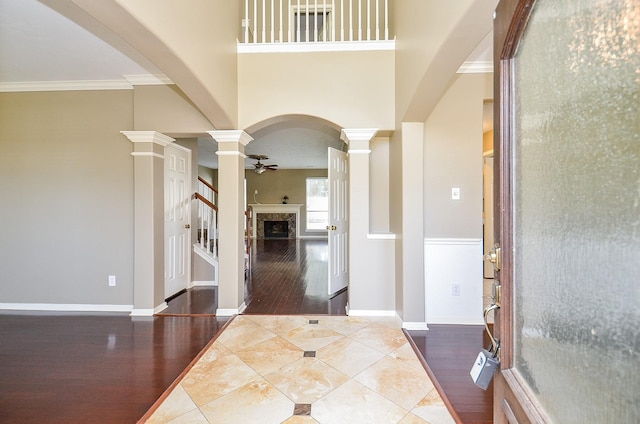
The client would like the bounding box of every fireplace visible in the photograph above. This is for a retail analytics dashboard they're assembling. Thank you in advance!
[249,204,302,239]
[255,213,295,239]
[264,220,289,238]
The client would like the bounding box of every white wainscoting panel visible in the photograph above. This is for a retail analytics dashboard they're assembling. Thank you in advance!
[424,238,484,325]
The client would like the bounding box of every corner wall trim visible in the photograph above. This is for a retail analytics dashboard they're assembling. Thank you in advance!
[0,303,134,312]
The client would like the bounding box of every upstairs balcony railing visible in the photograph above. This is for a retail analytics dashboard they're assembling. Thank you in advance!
[241,0,392,45]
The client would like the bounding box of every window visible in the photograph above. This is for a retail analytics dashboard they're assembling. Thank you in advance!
[306,177,328,230]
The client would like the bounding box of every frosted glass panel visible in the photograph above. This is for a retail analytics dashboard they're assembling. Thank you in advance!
[513,0,640,422]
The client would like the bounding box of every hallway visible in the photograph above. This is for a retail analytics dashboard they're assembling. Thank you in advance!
[244,239,348,315]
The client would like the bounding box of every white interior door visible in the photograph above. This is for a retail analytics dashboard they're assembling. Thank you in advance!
[164,144,191,299]
[327,147,348,295]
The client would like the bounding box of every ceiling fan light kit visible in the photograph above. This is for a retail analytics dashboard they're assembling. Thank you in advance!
[248,154,278,174]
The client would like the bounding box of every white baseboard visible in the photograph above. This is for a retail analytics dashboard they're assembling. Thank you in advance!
[130,302,167,317]
[348,309,396,317]
[216,301,246,316]
[0,303,133,313]
[191,281,217,287]
[402,322,429,331]
[427,316,484,325]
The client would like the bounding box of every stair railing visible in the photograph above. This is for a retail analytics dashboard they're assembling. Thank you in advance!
[195,177,218,257]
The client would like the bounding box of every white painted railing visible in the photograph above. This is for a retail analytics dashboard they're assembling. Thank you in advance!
[196,178,218,258]
[241,0,391,44]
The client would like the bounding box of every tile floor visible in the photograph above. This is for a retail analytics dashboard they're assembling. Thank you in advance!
[144,315,456,424]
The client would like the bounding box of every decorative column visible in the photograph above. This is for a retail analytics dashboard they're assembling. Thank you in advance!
[208,130,253,316]
[341,129,378,233]
[121,131,175,316]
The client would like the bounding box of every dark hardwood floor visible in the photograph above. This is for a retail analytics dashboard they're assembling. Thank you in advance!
[243,239,348,315]
[158,286,218,315]
[0,239,491,423]
[0,312,228,423]
[407,325,494,424]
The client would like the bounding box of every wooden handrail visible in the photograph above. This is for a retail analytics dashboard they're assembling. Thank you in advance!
[197,176,218,194]
[194,193,218,211]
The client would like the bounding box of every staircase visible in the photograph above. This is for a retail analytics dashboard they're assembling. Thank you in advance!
[193,177,219,285]
[193,177,252,286]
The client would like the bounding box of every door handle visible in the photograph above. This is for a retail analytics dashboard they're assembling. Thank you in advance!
[185,224,191,229]
[325,225,337,231]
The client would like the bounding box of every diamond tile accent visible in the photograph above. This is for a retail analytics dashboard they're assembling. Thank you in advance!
[144,315,455,424]
[294,403,312,416]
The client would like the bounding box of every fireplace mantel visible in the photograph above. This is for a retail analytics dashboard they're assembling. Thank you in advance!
[249,204,302,239]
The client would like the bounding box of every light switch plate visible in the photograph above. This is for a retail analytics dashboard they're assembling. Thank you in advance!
[452,187,461,200]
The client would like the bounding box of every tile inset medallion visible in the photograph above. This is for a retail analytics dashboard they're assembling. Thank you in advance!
[142,315,455,424]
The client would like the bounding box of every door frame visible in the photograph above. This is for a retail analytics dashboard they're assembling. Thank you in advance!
[493,0,551,422]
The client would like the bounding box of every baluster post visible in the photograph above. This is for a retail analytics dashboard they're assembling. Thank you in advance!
[367,0,370,41]
[305,0,309,42]
[262,0,266,42]
[270,0,274,42]
[244,0,249,42]
[384,0,388,40]
[253,0,258,43]
[279,0,283,42]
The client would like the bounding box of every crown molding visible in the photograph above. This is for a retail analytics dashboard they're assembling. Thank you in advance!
[0,73,173,92]
[457,60,493,74]
[0,80,133,92]
[124,74,174,85]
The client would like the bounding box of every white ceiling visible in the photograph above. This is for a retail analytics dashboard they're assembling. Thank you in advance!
[1,0,493,171]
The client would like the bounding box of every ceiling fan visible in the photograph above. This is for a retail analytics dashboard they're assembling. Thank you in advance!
[248,154,278,174]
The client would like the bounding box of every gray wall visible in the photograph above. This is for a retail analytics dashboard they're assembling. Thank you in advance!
[0,90,135,306]
[424,73,490,239]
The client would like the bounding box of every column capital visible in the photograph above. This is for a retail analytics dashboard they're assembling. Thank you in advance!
[340,128,378,144]
[121,131,175,146]
[208,130,253,146]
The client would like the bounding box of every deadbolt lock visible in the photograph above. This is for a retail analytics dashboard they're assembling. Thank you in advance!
[483,244,501,271]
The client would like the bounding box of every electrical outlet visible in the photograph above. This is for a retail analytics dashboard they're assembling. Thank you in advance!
[254,189,258,194]
[108,275,116,287]
[452,283,461,296]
